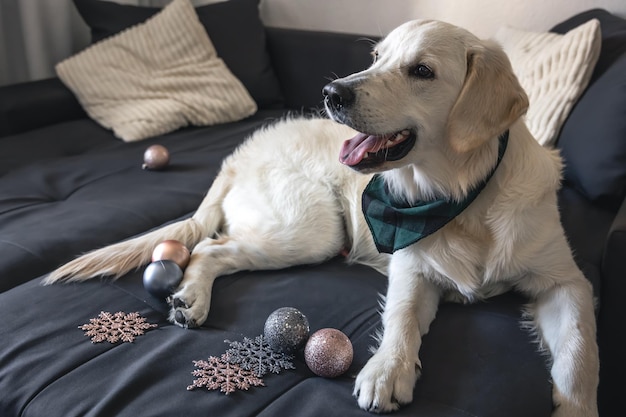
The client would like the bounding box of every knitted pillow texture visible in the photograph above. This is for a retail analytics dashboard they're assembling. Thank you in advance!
[72,0,284,108]
[494,19,601,147]
[551,9,626,204]
[56,0,257,142]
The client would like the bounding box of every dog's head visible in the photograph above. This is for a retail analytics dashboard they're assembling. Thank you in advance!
[323,20,528,174]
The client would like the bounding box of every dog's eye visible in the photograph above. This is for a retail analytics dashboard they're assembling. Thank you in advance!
[410,64,434,79]
[372,50,379,63]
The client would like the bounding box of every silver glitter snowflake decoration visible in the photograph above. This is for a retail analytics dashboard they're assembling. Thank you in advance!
[187,354,265,394]
[224,335,295,377]
[79,311,157,343]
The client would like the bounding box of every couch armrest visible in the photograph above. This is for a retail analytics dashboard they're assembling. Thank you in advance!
[266,27,377,111]
[0,78,85,138]
[598,196,626,411]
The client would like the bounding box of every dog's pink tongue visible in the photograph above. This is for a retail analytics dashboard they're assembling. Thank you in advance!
[340,133,385,166]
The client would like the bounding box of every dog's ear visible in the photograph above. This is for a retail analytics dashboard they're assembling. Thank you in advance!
[447,41,529,153]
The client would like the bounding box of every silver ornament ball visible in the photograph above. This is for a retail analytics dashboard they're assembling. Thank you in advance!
[263,307,310,353]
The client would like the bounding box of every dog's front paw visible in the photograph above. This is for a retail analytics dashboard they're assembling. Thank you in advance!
[354,351,421,413]
[551,404,598,417]
[551,392,598,417]
[168,282,211,328]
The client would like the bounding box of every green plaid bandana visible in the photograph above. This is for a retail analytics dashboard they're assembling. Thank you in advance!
[362,131,509,254]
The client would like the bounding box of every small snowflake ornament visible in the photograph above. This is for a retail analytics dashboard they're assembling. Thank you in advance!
[187,354,265,394]
[79,311,157,343]
[225,335,295,377]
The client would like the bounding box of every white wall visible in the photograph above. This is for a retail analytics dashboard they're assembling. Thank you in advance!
[260,0,626,38]
[2,0,625,86]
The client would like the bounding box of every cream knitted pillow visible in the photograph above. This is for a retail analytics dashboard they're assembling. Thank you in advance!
[56,0,257,142]
[494,19,601,147]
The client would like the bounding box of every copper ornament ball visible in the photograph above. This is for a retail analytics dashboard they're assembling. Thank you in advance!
[304,328,353,378]
[151,240,190,269]
[142,144,170,170]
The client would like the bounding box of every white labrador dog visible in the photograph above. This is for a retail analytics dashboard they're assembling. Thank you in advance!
[47,20,598,417]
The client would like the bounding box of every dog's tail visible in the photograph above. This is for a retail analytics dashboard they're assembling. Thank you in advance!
[44,173,230,284]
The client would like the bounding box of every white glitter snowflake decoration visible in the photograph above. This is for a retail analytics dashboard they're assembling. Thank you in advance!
[187,354,265,394]
[79,311,157,343]
[225,335,296,377]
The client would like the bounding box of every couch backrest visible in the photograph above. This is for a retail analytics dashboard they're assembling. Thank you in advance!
[266,27,377,111]
[552,9,626,208]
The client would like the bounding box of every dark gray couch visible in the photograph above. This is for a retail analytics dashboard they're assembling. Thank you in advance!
[0,2,624,415]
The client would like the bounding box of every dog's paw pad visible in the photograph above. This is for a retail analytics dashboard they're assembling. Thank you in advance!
[171,297,189,309]
[172,309,198,328]
[174,310,186,325]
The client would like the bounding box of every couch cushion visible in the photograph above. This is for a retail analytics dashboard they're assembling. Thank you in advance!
[494,19,601,147]
[57,0,257,142]
[73,0,283,108]
[0,78,85,138]
[551,9,626,205]
[0,261,552,417]
[0,109,286,292]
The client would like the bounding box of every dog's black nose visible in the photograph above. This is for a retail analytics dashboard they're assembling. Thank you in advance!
[322,82,355,111]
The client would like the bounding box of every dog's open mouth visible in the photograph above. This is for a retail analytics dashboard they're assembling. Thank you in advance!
[339,130,417,169]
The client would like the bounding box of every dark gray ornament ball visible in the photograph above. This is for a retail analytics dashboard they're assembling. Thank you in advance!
[143,260,183,299]
[263,307,310,353]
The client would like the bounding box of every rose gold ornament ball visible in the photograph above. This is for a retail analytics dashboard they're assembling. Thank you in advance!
[151,240,190,269]
[142,144,170,170]
[304,328,353,378]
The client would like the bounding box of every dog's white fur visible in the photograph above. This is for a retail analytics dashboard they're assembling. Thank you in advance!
[46,20,598,416]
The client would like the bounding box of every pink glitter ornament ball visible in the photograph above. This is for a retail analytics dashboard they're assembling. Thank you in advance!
[304,328,353,378]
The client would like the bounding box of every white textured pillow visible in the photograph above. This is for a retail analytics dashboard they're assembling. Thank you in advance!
[494,19,601,147]
[56,0,257,142]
